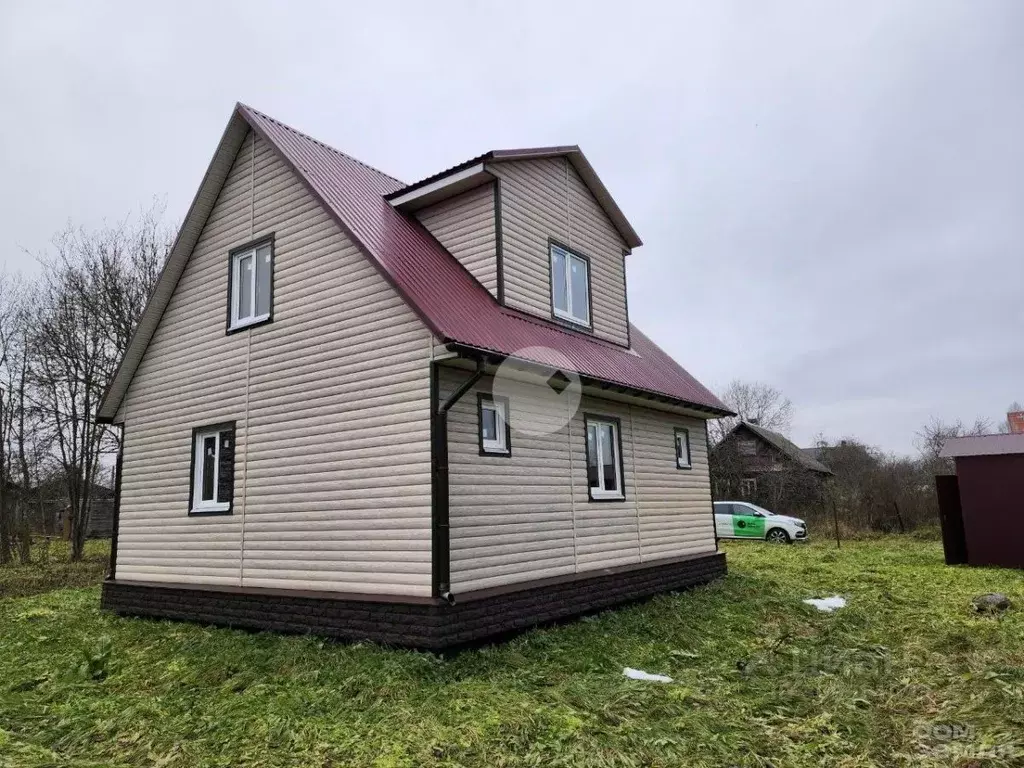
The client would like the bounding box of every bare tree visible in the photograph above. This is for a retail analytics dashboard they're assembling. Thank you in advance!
[28,208,170,560]
[916,416,991,475]
[74,201,169,358]
[709,380,793,444]
[31,259,111,560]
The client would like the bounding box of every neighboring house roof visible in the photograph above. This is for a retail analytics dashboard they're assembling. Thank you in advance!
[97,104,729,421]
[940,433,1024,458]
[801,446,824,462]
[730,422,834,474]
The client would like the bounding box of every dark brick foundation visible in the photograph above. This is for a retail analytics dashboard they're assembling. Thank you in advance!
[101,551,726,650]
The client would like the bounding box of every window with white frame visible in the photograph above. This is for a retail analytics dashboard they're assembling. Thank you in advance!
[229,240,273,330]
[190,423,235,514]
[740,477,757,498]
[586,416,623,499]
[675,428,692,469]
[550,243,590,326]
[479,395,510,455]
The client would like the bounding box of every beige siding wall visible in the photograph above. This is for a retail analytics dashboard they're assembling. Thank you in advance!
[415,182,498,297]
[490,157,630,346]
[441,368,715,593]
[116,130,435,596]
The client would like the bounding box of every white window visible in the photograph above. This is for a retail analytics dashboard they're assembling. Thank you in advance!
[191,424,234,514]
[230,242,273,330]
[675,428,692,469]
[479,396,510,455]
[738,439,757,456]
[740,478,757,498]
[586,417,623,499]
[550,243,590,326]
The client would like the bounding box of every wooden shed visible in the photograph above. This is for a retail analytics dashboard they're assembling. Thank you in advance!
[937,433,1024,569]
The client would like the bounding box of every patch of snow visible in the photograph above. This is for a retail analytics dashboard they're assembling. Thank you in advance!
[623,667,673,683]
[803,596,847,612]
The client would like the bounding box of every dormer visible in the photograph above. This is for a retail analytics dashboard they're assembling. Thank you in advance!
[389,148,641,347]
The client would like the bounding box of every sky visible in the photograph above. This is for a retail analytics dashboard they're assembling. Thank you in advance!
[1,1,1021,456]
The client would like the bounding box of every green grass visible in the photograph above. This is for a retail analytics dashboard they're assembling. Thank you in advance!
[1,538,1021,767]
[0,539,109,599]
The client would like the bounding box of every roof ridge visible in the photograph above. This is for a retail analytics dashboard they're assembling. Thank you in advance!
[238,103,407,188]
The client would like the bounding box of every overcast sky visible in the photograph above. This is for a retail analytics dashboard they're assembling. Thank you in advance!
[2,1,1021,455]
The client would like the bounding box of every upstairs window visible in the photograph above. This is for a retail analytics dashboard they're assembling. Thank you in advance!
[586,415,624,500]
[738,438,757,456]
[675,428,692,469]
[550,243,590,327]
[190,422,235,515]
[229,239,273,331]
[478,394,510,455]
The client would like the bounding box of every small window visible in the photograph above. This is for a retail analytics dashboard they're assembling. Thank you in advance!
[190,422,235,514]
[478,394,510,455]
[585,416,624,500]
[675,428,692,469]
[738,438,757,456]
[229,240,273,331]
[550,243,590,326]
[740,478,757,498]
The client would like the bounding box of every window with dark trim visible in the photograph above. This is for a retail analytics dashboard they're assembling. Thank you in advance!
[584,414,624,500]
[189,422,235,515]
[478,393,511,456]
[675,428,692,469]
[228,237,274,332]
[550,242,591,326]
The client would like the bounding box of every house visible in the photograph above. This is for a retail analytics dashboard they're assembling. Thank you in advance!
[96,104,732,649]
[41,479,116,539]
[711,422,832,510]
[936,433,1024,569]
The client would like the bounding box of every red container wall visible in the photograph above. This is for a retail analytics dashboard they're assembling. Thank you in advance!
[956,454,1024,569]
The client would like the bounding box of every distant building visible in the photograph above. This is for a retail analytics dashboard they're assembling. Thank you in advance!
[39,478,115,539]
[1008,411,1024,434]
[711,422,833,511]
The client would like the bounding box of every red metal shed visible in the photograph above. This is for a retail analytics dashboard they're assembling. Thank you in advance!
[938,434,1024,569]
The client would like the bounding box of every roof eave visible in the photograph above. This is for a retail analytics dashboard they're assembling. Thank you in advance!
[388,162,491,211]
[443,342,732,418]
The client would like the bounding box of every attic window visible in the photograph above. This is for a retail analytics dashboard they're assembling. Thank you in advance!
[550,243,590,327]
[228,238,274,332]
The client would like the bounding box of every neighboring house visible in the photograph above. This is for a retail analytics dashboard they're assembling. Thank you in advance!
[20,477,115,539]
[711,422,832,511]
[97,104,732,649]
[937,433,1024,569]
[45,481,115,539]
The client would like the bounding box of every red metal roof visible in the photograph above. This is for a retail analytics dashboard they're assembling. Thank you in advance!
[240,105,728,415]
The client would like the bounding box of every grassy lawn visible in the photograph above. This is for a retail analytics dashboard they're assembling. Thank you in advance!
[1,537,1021,767]
[0,539,109,600]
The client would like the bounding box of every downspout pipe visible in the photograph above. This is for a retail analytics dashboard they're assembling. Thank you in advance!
[107,433,124,580]
[432,357,485,603]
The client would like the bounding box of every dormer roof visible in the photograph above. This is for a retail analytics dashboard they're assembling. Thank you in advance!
[386,147,642,250]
